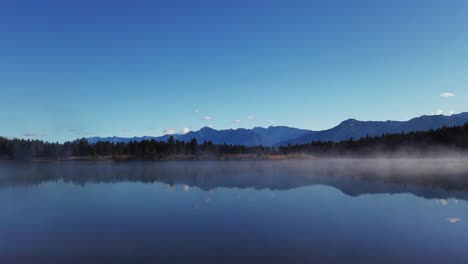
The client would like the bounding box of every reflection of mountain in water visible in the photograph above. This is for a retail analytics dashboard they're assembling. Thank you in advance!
[2,159,468,201]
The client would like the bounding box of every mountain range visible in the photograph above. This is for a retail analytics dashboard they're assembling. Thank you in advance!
[87,112,468,146]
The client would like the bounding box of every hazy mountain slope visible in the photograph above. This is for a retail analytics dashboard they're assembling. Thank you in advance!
[252,126,310,146]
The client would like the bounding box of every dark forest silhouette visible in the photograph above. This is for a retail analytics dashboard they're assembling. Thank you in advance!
[1,123,468,161]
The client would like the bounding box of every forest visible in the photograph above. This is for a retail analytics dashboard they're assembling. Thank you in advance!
[0,136,274,161]
[1,123,468,161]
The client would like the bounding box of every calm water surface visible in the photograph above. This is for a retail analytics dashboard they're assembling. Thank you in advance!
[1,160,468,263]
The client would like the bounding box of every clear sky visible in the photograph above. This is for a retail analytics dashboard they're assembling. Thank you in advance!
[1,0,467,142]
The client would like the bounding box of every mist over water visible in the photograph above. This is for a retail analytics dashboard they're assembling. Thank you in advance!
[2,159,468,198]
[1,159,468,263]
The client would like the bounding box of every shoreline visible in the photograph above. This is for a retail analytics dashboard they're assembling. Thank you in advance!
[3,153,468,163]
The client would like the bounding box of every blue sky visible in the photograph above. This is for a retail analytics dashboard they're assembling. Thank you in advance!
[1,0,467,141]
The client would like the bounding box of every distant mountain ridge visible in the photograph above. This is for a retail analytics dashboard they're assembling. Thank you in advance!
[280,112,468,145]
[87,126,310,146]
[87,135,180,144]
[87,113,468,146]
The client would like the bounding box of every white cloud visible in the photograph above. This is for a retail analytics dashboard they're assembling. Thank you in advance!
[268,120,276,125]
[182,127,191,134]
[432,109,444,115]
[208,124,213,128]
[193,109,199,113]
[448,110,455,115]
[247,115,255,121]
[201,116,212,121]
[437,199,448,206]
[447,217,461,224]
[163,128,175,135]
[440,92,455,98]
[233,119,241,123]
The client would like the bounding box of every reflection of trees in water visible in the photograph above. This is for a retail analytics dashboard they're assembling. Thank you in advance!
[2,160,468,201]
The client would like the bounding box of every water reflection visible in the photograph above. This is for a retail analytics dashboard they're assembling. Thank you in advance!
[1,160,468,263]
[447,217,462,224]
[1,159,468,201]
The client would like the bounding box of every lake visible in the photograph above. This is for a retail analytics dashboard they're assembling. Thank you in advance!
[1,159,468,263]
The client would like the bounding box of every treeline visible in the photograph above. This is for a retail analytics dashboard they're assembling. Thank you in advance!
[0,136,275,161]
[1,123,468,161]
[279,123,468,156]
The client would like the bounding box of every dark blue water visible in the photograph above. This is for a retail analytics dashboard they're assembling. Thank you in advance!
[1,160,468,263]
